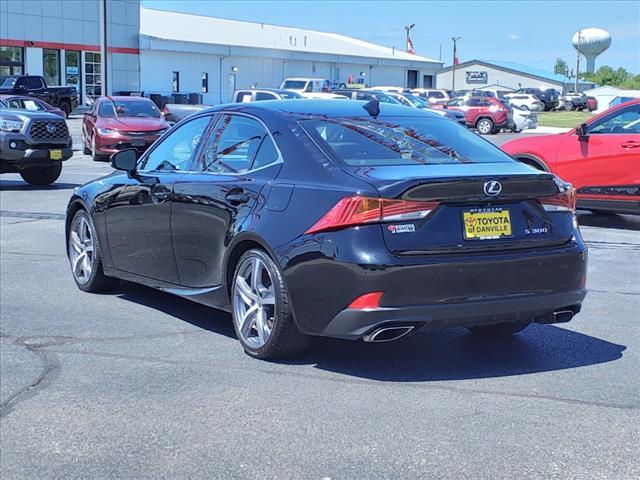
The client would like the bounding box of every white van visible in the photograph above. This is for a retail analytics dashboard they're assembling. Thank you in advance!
[280,78,328,93]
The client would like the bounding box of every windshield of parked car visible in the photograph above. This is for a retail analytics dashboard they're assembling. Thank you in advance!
[281,80,307,90]
[0,77,17,89]
[98,99,161,118]
[303,116,514,166]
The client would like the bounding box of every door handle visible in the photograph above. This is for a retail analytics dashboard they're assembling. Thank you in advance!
[225,190,250,205]
[620,141,640,149]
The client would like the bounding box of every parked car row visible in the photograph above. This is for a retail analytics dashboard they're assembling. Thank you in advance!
[0,74,78,116]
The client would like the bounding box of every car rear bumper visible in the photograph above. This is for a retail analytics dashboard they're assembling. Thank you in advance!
[322,289,586,340]
[284,228,588,338]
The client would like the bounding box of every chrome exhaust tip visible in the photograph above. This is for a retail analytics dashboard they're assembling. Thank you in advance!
[363,326,415,343]
[553,309,575,323]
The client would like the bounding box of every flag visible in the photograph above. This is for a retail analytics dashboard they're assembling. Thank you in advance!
[407,35,416,55]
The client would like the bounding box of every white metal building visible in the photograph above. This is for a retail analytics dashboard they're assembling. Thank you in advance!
[0,0,140,105]
[582,85,640,113]
[139,8,443,104]
[436,59,595,92]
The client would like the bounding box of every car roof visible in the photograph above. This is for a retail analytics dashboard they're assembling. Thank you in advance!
[204,99,436,118]
[100,96,154,102]
[237,88,296,94]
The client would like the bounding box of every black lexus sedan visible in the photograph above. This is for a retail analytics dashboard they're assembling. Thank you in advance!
[66,100,587,359]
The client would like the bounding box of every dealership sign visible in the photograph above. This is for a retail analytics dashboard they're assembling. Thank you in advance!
[466,71,488,84]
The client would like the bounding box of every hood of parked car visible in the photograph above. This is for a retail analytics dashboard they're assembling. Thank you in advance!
[97,116,168,132]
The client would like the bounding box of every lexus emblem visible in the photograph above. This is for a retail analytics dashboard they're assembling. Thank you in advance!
[46,123,57,134]
[483,180,502,196]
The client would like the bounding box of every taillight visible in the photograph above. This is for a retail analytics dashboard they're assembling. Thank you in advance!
[538,187,576,212]
[305,196,439,234]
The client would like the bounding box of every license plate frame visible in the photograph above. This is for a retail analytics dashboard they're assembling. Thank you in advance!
[462,207,513,240]
[130,139,146,147]
[49,149,62,160]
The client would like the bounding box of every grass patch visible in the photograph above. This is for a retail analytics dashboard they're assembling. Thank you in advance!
[537,111,593,128]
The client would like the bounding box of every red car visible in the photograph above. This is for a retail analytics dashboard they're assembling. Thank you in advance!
[587,96,598,112]
[501,99,640,214]
[83,96,170,161]
[439,96,512,135]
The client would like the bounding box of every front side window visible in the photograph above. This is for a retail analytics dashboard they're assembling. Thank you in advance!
[303,116,515,167]
[589,104,640,134]
[139,116,211,172]
[199,115,276,173]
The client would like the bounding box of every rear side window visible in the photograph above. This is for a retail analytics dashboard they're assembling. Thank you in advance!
[303,116,515,166]
[255,92,277,101]
[199,115,277,173]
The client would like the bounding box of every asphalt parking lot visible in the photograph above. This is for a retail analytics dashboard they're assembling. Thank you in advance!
[1,117,639,479]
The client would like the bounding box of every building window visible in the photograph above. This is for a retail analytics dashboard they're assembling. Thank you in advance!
[84,51,102,99]
[202,72,208,93]
[43,49,60,86]
[0,46,24,76]
[172,71,180,93]
[65,50,81,97]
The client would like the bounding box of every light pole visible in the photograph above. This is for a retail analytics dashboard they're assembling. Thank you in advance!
[451,36,461,91]
[574,30,582,92]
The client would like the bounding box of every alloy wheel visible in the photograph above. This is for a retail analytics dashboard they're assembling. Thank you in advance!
[233,256,276,349]
[477,119,493,134]
[69,215,94,284]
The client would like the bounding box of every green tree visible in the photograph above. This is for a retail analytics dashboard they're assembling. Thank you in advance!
[554,58,569,77]
[580,65,635,87]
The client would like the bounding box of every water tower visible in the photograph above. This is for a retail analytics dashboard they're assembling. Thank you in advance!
[572,28,611,73]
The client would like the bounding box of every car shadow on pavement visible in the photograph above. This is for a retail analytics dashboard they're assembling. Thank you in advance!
[577,211,640,231]
[287,324,626,382]
[0,179,82,191]
[112,282,237,339]
[108,282,626,381]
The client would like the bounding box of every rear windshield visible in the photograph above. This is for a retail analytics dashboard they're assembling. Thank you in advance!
[98,99,161,118]
[303,116,515,166]
[282,80,307,90]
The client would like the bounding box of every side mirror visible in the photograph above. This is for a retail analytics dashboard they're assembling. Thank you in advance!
[576,123,589,141]
[110,148,138,172]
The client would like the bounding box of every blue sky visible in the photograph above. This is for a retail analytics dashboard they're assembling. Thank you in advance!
[141,0,640,72]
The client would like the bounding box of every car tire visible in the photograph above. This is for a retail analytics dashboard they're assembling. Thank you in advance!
[231,248,309,360]
[59,100,71,118]
[468,322,529,336]
[83,138,91,155]
[521,105,530,111]
[67,209,120,293]
[476,118,494,135]
[91,134,107,162]
[19,163,62,186]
